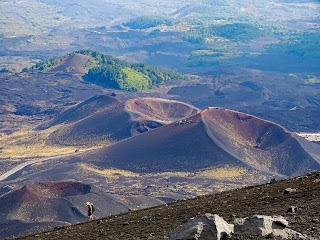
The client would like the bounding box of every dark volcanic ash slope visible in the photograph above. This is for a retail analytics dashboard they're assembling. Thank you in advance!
[0,181,129,239]
[15,171,320,240]
[81,107,320,177]
[42,95,199,146]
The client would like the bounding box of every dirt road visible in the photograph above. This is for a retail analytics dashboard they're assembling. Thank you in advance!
[297,132,320,141]
[0,153,81,182]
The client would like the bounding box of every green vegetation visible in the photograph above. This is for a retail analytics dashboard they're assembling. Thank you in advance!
[183,23,265,43]
[187,50,222,67]
[267,32,320,58]
[0,68,11,73]
[124,16,173,29]
[86,65,124,89]
[213,23,265,42]
[121,68,151,91]
[31,50,184,92]
[31,56,66,71]
[82,50,183,91]
[0,34,4,39]
[187,47,241,67]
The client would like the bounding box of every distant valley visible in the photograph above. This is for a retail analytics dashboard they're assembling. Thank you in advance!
[1,0,320,239]
[1,0,319,73]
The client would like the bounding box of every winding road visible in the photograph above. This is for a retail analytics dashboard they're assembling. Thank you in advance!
[0,153,81,182]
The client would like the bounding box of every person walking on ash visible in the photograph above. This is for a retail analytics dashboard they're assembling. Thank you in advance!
[86,201,95,221]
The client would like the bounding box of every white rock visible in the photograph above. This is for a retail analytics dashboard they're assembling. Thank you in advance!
[272,228,309,239]
[169,213,234,240]
[234,215,288,236]
[284,188,297,194]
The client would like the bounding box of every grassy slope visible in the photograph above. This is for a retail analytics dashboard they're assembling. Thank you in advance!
[121,67,151,91]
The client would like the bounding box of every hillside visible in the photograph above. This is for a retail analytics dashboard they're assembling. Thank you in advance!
[0,181,130,239]
[1,1,319,239]
[40,95,199,146]
[1,106,320,239]
[30,51,185,91]
[48,54,97,74]
[14,171,320,240]
[80,107,320,176]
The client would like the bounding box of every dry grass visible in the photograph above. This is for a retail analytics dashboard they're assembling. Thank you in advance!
[0,124,96,159]
[149,171,191,178]
[80,164,265,184]
[297,132,320,141]
[196,166,247,180]
[306,76,320,84]
[80,164,140,178]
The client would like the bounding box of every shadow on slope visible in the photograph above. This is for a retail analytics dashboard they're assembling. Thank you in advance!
[81,107,320,177]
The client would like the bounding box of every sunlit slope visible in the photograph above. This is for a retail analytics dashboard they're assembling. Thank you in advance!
[44,96,199,146]
[201,108,320,176]
[125,97,199,124]
[46,54,96,74]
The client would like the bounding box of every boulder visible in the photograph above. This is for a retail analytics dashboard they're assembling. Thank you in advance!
[234,215,312,239]
[234,215,288,236]
[272,228,310,239]
[169,213,234,240]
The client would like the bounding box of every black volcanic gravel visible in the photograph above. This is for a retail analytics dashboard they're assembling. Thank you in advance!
[15,172,320,240]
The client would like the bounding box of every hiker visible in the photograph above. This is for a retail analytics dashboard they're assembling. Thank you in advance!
[86,201,95,221]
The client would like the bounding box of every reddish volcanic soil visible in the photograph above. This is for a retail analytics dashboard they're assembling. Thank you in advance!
[15,171,320,240]
[0,181,91,223]
[82,107,320,177]
[44,95,200,146]
[125,97,199,123]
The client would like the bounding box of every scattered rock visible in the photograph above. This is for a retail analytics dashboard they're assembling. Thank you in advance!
[169,214,233,240]
[234,215,312,239]
[287,206,298,214]
[234,215,288,236]
[141,216,148,221]
[284,188,297,194]
[269,178,277,183]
